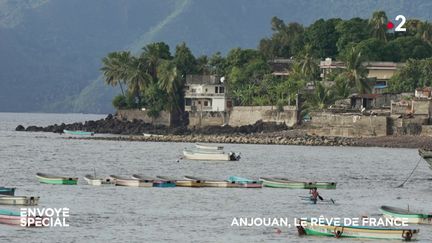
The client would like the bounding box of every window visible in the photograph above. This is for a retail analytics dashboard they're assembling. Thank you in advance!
[198,101,201,105]
[205,88,208,93]
[215,86,219,93]
[185,98,192,106]
[219,86,225,93]
[204,101,209,106]
[191,89,196,93]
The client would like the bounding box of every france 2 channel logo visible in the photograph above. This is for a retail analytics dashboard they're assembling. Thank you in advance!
[387,15,406,32]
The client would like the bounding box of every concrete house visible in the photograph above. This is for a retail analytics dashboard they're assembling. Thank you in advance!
[184,75,232,127]
[320,58,405,94]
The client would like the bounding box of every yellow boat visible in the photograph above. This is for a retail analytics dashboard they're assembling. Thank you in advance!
[156,176,204,187]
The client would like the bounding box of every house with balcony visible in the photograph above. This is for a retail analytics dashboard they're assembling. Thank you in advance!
[184,75,231,127]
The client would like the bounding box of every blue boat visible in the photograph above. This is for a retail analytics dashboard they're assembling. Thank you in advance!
[228,176,262,184]
[0,187,15,196]
[63,129,94,136]
[131,175,176,188]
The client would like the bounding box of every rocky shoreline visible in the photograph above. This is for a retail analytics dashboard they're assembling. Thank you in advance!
[15,114,432,149]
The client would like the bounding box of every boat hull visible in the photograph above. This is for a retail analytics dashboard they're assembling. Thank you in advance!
[156,176,204,187]
[110,176,153,187]
[228,176,263,188]
[0,196,39,206]
[131,175,176,188]
[36,173,78,185]
[380,206,432,225]
[260,177,336,189]
[0,187,15,196]
[63,129,94,136]
[298,220,418,240]
[84,175,112,186]
[195,143,224,150]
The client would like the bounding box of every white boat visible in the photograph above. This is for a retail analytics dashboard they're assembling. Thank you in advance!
[84,175,112,186]
[195,143,224,150]
[182,149,240,161]
[0,196,39,206]
[380,205,432,225]
[109,175,152,187]
[143,133,163,137]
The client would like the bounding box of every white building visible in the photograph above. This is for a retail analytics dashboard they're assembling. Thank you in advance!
[184,75,231,112]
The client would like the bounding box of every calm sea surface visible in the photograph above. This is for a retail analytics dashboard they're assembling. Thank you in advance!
[0,112,431,242]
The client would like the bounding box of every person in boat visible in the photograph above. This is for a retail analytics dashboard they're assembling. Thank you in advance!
[310,187,320,204]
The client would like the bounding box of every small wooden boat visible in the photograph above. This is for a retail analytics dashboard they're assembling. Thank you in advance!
[0,209,23,225]
[156,176,204,187]
[183,149,240,161]
[109,175,152,187]
[195,143,224,150]
[297,218,419,240]
[184,176,254,188]
[63,129,94,136]
[36,173,78,185]
[0,187,15,196]
[419,148,432,170]
[131,175,176,187]
[259,177,336,189]
[0,209,43,226]
[83,175,112,186]
[227,176,263,188]
[0,196,39,206]
[380,205,432,225]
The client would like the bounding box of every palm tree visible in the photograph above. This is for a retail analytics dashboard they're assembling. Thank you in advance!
[126,56,152,105]
[341,47,370,94]
[297,44,319,82]
[369,11,388,42]
[101,51,131,96]
[157,60,180,110]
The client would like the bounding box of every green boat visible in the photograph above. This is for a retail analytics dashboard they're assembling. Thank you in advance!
[36,173,78,185]
[297,219,419,241]
[259,177,336,189]
[63,129,94,136]
[419,148,432,170]
[380,205,432,225]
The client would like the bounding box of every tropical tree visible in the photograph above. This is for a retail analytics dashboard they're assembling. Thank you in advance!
[157,60,180,110]
[369,11,388,42]
[140,42,172,79]
[296,44,319,82]
[101,51,131,96]
[126,56,152,105]
[340,47,370,93]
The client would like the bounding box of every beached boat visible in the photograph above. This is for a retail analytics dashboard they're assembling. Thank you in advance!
[0,187,15,196]
[36,173,78,185]
[227,176,263,188]
[183,149,240,161]
[380,205,432,225]
[0,196,39,206]
[297,219,419,240]
[259,177,336,189]
[418,148,432,170]
[63,129,94,136]
[131,175,176,188]
[156,176,204,187]
[109,175,152,187]
[83,175,112,186]
[195,143,224,150]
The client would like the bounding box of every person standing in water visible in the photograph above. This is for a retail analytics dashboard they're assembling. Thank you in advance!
[310,187,320,204]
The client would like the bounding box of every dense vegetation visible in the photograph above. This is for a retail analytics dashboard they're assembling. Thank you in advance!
[4,1,432,113]
[103,11,432,114]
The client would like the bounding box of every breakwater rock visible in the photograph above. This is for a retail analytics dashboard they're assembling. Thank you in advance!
[74,132,357,147]
[15,114,288,135]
